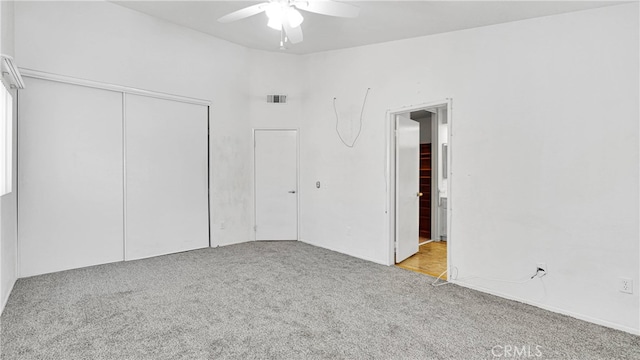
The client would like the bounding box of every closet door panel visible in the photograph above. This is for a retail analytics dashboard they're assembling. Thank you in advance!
[18,78,124,277]
[125,95,208,260]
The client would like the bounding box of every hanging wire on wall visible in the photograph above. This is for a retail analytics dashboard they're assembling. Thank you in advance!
[333,87,371,148]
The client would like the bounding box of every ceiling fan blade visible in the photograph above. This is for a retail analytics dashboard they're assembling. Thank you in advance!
[283,21,304,44]
[294,0,360,18]
[218,3,268,23]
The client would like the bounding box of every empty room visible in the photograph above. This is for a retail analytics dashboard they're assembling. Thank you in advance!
[0,0,639,359]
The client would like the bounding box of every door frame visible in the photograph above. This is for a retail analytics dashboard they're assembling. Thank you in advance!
[252,128,300,241]
[385,99,453,274]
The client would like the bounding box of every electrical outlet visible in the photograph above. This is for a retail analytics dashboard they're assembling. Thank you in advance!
[536,263,547,277]
[220,221,226,230]
[346,226,352,236]
[619,278,633,294]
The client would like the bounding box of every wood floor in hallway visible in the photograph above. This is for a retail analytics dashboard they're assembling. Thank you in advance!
[397,241,447,279]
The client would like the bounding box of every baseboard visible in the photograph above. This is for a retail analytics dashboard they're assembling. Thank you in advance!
[452,280,640,335]
[124,244,212,262]
[215,238,251,247]
[1,277,16,315]
[299,239,387,266]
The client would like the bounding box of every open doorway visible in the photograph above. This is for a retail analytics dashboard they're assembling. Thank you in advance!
[387,101,451,280]
[411,109,434,245]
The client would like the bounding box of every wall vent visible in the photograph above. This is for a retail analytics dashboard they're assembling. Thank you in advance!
[267,95,287,103]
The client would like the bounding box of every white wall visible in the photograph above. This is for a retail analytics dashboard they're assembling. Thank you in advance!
[298,3,639,333]
[0,0,18,314]
[413,115,432,144]
[420,118,432,144]
[0,0,14,54]
[14,1,254,248]
[247,50,303,239]
[248,50,303,129]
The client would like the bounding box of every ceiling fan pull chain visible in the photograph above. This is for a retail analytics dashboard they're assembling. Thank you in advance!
[279,28,287,50]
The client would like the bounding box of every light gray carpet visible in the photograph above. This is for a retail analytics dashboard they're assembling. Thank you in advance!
[1,242,638,359]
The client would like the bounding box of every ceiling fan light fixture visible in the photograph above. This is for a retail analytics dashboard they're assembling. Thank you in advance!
[219,0,360,47]
[265,3,304,30]
[267,17,282,30]
[286,7,304,28]
[265,3,284,30]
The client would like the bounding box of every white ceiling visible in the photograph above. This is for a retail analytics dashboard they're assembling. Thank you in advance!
[113,1,625,55]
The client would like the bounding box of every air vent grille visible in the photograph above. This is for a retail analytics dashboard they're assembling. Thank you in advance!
[267,95,287,103]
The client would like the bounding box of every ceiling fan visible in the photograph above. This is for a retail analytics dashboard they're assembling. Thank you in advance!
[218,0,360,47]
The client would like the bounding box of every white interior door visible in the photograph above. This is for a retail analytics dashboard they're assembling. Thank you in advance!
[254,130,298,240]
[18,78,124,277]
[395,115,420,263]
[125,94,209,260]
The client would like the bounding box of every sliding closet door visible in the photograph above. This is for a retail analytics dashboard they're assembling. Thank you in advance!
[18,78,124,277]
[125,95,208,260]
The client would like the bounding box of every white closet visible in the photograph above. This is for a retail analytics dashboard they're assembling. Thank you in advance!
[125,94,208,260]
[18,76,209,277]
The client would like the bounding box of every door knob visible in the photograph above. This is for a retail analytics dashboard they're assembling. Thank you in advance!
[288,190,296,194]
[417,192,423,197]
